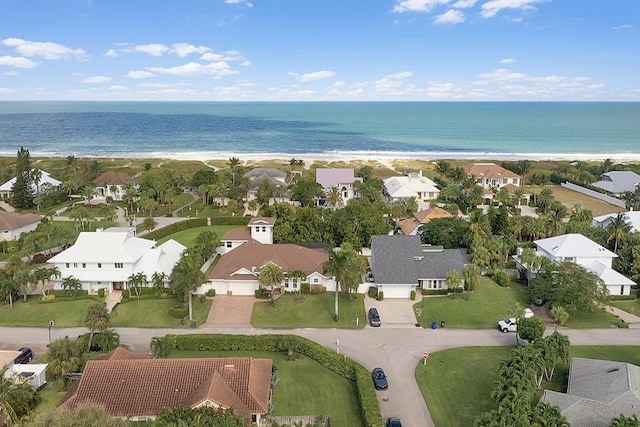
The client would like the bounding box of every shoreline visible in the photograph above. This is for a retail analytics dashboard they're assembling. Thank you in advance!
[3,151,640,164]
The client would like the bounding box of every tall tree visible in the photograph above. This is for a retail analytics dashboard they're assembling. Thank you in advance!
[324,246,349,321]
[258,261,284,292]
[606,213,631,254]
[446,270,462,299]
[463,263,481,300]
[84,303,110,352]
[10,147,34,209]
[170,249,206,322]
[0,373,35,426]
[61,276,82,297]
[227,157,241,186]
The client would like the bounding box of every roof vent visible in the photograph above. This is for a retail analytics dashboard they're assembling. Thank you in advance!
[414,256,424,261]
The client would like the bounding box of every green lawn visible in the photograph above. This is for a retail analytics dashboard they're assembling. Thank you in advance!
[415,278,529,328]
[110,297,212,327]
[612,300,640,316]
[0,296,102,327]
[174,200,230,218]
[564,306,624,328]
[156,225,242,247]
[416,345,640,427]
[168,350,363,427]
[251,293,366,329]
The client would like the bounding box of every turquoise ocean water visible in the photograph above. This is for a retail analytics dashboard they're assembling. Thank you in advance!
[0,102,638,160]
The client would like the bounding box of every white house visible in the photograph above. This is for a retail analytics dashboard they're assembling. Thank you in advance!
[516,233,635,296]
[205,217,335,296]
[4,363,48,390]
[383,172,440,207]
[370,235,468,298]
[0,211,43,241]
[93,172,137,201]
[593,210,640,233]
[47,227,185,294]
[464,163,521,190]
[244,168,290,204]
[315,168,362,206]
[0,169,62,199]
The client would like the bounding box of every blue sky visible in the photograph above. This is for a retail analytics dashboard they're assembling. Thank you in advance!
[0,0,638,101]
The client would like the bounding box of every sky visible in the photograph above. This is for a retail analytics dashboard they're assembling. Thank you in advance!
[0,0,638,101]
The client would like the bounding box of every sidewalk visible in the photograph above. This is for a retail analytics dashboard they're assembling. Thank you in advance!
[605,305,640,327]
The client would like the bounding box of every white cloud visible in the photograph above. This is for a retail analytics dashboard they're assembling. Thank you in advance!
[200,53,225,61]
[82,75,112,84]
[109,85,129,91]
[240,61,251,67]
[611,24,634,30]
[134,43,170,56]
[393,0,451,13]
[374,71,418,96]
[500,58,517,64]
[290,70,336,82]
[170,43,210,57]
[225,0,253,6]
[1,38,86,60]
[477,68,527,80]
[105,49,118,58]
[125,70,155,79]
[148,61,237,77]
[452,0,476,7]
[434,9,465,24]
[0,55,38,68]
[480,0,547,18]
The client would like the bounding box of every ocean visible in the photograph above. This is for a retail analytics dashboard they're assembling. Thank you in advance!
[0,101,638,160]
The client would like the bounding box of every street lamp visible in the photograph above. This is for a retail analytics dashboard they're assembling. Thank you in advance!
[48,320,55,346]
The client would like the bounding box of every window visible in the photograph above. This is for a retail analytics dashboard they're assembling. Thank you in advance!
[73,263,78,268]
[65,263,69,268]
[261,226,266,232]
[98,263,102,268]
[313,278,319,283]
[226,242,232,248]
[82,263,86,268]
[115,263,123,269]
[293,282,298,289]
[502,179,508,185]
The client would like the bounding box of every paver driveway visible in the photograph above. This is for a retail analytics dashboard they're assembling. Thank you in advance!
[364,295,420,328]
[205,295,256,327]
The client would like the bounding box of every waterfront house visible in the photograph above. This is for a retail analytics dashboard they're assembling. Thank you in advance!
[93,171,137,201]
[315,168,362,207]
[0,211,42,241]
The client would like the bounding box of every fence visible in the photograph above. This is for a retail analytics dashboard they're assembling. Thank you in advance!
[261,415,330,427]
[560,182,626,208]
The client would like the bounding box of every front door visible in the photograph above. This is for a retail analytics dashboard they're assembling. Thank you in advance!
[112,282,124,291]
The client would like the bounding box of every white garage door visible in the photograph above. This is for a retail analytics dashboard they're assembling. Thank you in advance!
[378,284,412,299]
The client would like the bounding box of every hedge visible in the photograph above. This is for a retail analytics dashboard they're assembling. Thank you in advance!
[49,289,89,298]
[142,216,250,241]
[158,334,383,427]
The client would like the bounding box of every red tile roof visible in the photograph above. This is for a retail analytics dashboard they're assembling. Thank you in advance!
[398,206,453,235]
[222,227,252,241]
[209,240,329,280]
[59,355,272,419]
[94,347,153,361]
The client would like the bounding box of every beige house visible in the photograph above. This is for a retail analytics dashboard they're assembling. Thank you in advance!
[398,206,453,235]
[94,172,136,201]
[0,211,42,241]
[464,163,521,190]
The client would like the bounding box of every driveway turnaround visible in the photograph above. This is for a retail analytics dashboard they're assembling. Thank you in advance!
[2,326,640,427]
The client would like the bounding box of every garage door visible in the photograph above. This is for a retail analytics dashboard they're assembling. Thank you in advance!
[379,285,412,299]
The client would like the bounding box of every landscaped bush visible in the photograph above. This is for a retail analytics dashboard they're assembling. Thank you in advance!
[168,305,189,319]
[310,286,326,295]
[300,283,311,294]
[142,218,208,241]
[493,271,509,287]
[376,291,384,301]
[255,289,271,299]
[97,288,105,298]
[122,289,130,299]
[410,290,416,300]
[160,334,383,427]
[209,216,250,226]
[199,295,207,303]
[368,286,378,298]
[205,289,216,297]
[422,289,449,296]
[49,289,89,298]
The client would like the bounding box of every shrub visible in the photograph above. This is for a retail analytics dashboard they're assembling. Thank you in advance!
[368,286,378,298]
[169,305,188,319]
[122,289,130,299]
[199,295,207,303]
[310,286,326,295]
[493,271,509,287]
[50,289,89,298]
[141,218,208,241]
[376,291,384,301]
[205,289,216,297]
[422,289,448,296]
[97,288,105,298]
[410,290,416,300]
[300,283,311,294]
[255,289,271,299]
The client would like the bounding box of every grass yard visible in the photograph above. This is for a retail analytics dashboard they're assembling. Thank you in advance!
[0,296,102,327]
[564,306,625,328]
[251,293,366,329]
[110,297,212,327]
[168,350,363,427]
[156,225,242,247]
[612,299,640,316]
[527,184,625,217]
[416,278,529,328]
[416,345,640,427]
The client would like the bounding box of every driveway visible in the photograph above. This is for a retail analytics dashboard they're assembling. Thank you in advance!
[205,295,256,328]
[364,295,420,328]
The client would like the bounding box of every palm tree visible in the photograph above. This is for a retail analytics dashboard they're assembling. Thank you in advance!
[127,272,147,301]
[170,249,206,322]
[47,337,82,387]
[323,246,348,321]
[61,276,82,298]
[0,271,19,310]
[607,212,631,254]
[32,168,42,196]
[340,246,368,301]
[519,247,539,286]
[463,264,481,300]
[108,185,120,200]
[193,231,219,263]
[82,184,97,206]
[151,271,168,295]
[537,187,554,213]
[258,261,284,293]
[0,373,35,426]
[227,157,241,186]
[446,270,462,299]
[93,328,120,353]
[468,209,490,241]
[60,179,79,198]
[326,186,343,208]
[84,302,110,352]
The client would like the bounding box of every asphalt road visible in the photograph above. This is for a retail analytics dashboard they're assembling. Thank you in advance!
[2,325,639,427]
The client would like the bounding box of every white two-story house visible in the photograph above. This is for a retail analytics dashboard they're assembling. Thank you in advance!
[315,168,362,207]
[516,233,635,296]
[47,227,185,294]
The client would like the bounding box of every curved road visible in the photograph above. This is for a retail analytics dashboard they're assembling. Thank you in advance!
[2,326,639,427]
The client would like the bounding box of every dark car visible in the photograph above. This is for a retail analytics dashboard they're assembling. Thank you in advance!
[13,347,33,364]
[368,307,381,327]
[371,367,388,390]
[386,417,402,427]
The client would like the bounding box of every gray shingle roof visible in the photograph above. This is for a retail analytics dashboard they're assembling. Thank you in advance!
[370,235,468,284]
[593,171,640,194]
